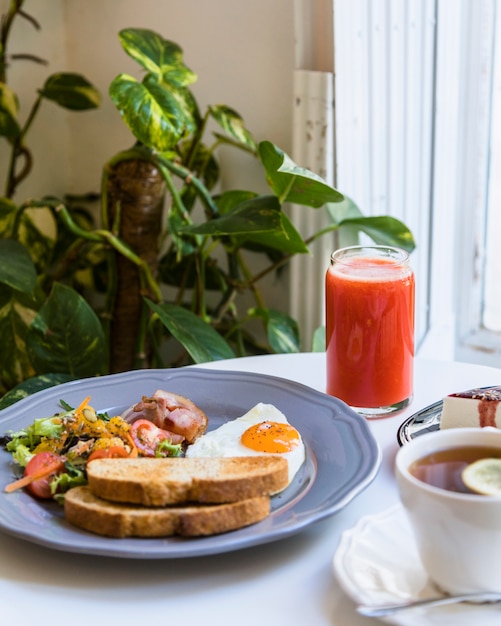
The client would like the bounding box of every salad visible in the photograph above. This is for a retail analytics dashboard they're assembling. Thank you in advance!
[1,396,183,503]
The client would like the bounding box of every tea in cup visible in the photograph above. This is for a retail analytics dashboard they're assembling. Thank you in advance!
[395,427,501,594]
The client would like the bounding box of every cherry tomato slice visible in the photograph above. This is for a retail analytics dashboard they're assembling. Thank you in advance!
[88,446,129,462]
[24,451,66,499]
[130,419,172,456]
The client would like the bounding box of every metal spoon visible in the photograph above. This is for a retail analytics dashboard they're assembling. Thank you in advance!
[357,591,501,617]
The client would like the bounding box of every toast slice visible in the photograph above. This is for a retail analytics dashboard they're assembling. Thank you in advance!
[86,455,289,506]
[64,485,270,538]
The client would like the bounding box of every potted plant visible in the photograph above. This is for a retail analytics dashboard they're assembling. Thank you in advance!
[0,5,415,407]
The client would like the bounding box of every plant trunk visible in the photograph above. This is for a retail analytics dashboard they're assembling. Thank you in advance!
[105,158,165,373]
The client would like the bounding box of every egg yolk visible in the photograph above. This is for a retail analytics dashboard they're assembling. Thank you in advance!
[240,421,300,453]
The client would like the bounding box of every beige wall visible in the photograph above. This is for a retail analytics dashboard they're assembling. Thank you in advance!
[2,0,295,200]
[1,0,69,199]
[1,0,296,339]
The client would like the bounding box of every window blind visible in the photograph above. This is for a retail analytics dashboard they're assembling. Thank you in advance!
[291,0,437,350]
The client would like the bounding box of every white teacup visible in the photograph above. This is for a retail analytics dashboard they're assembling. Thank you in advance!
[395,427,501,594]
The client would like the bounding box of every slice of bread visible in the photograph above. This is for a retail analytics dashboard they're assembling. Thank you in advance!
[64,485,270,538]
[86,455,289,506]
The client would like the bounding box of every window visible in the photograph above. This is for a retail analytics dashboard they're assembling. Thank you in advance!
[456,0,501,367]
[332,0,436,352]
[292,0,501,365]
[435,0,500,367]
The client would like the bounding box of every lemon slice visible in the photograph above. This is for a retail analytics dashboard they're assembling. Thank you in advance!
[462,458,501,495]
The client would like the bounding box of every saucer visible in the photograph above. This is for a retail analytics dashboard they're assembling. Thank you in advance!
[332,505,501,625]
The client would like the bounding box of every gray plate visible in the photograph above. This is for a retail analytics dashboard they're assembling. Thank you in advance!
[0,367,381,559]
[397,400,443,445]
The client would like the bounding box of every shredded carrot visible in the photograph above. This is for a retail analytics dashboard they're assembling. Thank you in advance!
[5,475,38,493]
[74,396,91,419]
[124,431,139,458]
[4,459,64,493]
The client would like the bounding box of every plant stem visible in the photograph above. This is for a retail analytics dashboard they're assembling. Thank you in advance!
[278,176,296,205]
[55,203,163,302]
[236,249,265,308]
[212,285,237,324]
[194,250,207,318]
[244,226,339,288]
[185,110,209,170]
[157,154,219,219]
[0,0,22,82]
[5,93,42,197]
[156,160,191,223]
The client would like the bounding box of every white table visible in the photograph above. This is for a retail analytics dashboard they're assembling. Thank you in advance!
[1,353,500,626]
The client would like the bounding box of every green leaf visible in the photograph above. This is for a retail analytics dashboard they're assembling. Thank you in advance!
[26,283,107,377]
[0,83,20,141]
[0,373,75,410]
[0,240,37,294]
[249,307,301,353]
[178,139,220,192]
[312,326,325,352]
[209,105,257,152]
[212,133,259,156]
[118,29,197,87]
[17,207,57,271]
[234,210,309,254]
[215,190,258,214]
[158,249,222,290]
[0,292,37,394]
[259,141,344,207]
[180,195,284,236]
[0,197,18,236]
[213,191,302,254]
[181,194,309,253]
[109,73,195,151]
[39,73,101,110]
[146,300,235,363]
[111,29,198,151]
[326,196,364,224]
[165,210,198,260]
[324,196,416,252]
[338,216,416,252]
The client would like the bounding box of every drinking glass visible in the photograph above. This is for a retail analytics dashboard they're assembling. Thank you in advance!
[325,245,415,417]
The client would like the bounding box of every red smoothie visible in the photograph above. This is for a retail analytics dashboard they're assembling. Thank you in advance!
[325,249,414,411]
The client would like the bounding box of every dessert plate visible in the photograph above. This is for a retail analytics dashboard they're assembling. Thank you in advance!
[0,367,381,559]
[333,504,501,626]
[397,400,442,445]
[397,384,501,446]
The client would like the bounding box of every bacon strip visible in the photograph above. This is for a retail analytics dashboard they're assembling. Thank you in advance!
[121,390,208,443]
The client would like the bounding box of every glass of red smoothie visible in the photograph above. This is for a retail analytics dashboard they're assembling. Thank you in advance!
[325,245,415,417]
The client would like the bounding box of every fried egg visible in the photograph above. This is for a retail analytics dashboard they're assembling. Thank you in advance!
[185,403,305,487]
